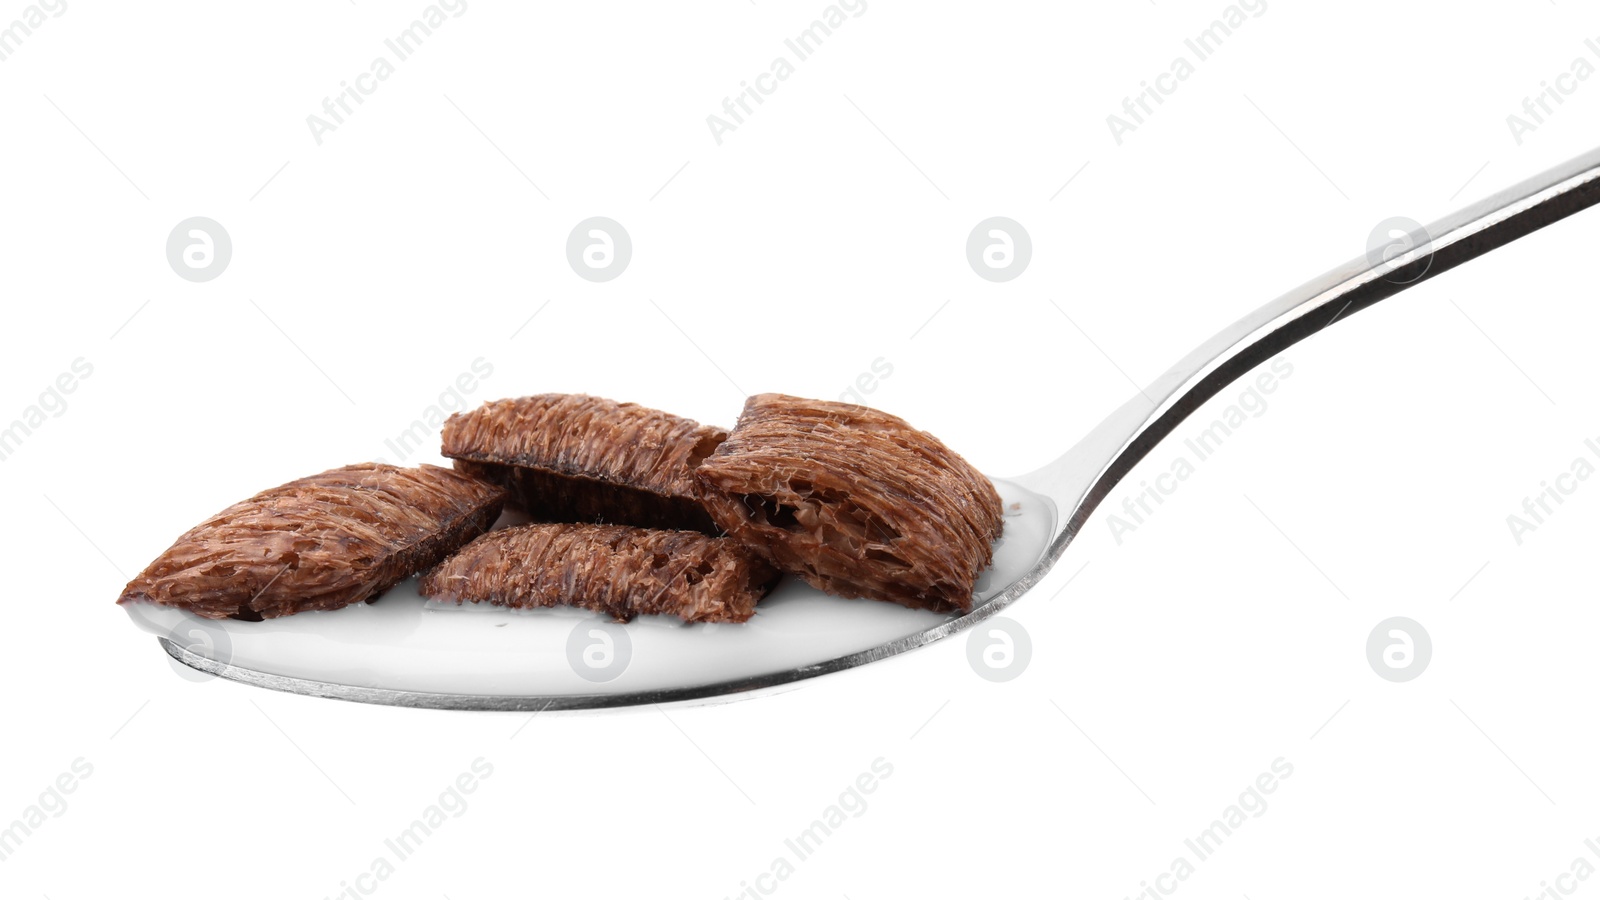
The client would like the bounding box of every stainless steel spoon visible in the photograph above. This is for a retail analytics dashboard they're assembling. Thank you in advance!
[159,146,1600,710]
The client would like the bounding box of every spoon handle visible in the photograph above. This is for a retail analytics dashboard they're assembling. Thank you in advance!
[1013,147,1600,590]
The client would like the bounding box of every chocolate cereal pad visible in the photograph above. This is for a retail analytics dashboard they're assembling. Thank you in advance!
[421,523,778,624]
[442,394,727,535]
[117,463,505,620]
[694,393,1003,614]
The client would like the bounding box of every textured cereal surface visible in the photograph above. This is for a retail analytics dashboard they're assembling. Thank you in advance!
[117,463,506,620]
[694,393,1003,613]
[442,394,726,533]
[420,523,778,624]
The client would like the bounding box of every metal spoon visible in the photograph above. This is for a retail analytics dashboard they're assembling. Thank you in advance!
[158,146,1600,710]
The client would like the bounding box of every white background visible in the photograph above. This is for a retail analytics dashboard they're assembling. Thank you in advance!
[3,1,1600,897]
